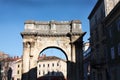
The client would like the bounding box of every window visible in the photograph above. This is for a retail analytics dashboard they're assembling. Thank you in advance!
[117,20,120,31]
[39,64,41,68]
[111,47,115,59]
[52,63,54,67]
[48,64,49,67]
[109,28,112,38]
[48,71,50,75]
[43,64,45,67]
[39,71,40,75]
[43,71,45,75]
[17,70,19,74]
[18,65,20,68]
[57,63,59,66]
[118,43,120,56]
[52,71,54,76]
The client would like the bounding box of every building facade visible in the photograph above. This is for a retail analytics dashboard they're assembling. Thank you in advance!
[0,56,22,80]
[0,52,9,80]
[83,42,91,80]
[37,56,67,80]
[10,58,22,80]
[88,0,120,80]
[103,1,120,80]
[0,55,67,80]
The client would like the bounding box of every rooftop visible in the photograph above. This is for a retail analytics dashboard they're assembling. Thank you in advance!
[38,55,66,62]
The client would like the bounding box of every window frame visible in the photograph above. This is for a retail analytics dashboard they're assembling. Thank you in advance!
[39,70,40,75]
[52,63,54,67]
[18,64,20,68]
[109,27,112,38]
[48,64,49,67]
[118,43,120,56]
[43,64,45,67]
[17,70,19,74]
[117,20,120,31]
[39,64,41,68]
[111,47,115,59]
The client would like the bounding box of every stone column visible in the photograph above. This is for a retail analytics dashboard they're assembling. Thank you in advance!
[22,42,31,80]
[71,43,77,80]
[67,35,77,80]
[29,42,37,80]
[74,40,84,80]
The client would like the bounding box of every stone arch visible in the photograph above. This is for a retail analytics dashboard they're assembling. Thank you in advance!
[39,46,68,61]
[21,20,86,80]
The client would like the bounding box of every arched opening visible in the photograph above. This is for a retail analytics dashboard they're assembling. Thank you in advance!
[40,46,68,60]
[37,46,67,80]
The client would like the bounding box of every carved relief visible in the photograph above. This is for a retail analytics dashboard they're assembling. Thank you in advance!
[23,42,30,48]
[23,42,35,48]
[30,42,35,48]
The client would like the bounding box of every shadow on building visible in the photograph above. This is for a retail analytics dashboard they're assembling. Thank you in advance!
[21,59,84,80]
[21,67,66,80]
[21,61,79,80]
[7,67,12,80]
[21,39,84,80]
[22,52,83,80]
[37,71,65,80]
[22,67,37,80]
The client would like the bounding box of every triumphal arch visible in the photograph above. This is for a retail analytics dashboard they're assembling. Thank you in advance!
[21,20,86,80]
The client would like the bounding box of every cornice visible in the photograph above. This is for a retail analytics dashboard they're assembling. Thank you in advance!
[88,0,103,19]
[103,1,120,25]
[21,32,84,37]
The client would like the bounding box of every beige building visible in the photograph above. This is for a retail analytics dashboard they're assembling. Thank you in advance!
[10,58,22,80]
[0,51,9,80]
[37,55,67,80]
[1,55,67,80]
[0,56,22,80]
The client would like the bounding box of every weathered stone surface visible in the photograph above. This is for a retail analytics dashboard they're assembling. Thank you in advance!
[21,20,85,80]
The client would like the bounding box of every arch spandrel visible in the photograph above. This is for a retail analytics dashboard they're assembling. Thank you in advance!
[32,36,71,61]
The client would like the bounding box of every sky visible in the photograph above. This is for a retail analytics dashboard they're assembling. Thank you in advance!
[0,0,97,57]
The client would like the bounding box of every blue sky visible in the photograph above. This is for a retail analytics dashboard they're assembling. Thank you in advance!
[0,0,97,57]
